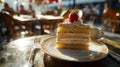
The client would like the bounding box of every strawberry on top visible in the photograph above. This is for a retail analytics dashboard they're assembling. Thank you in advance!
[69,9,79,23]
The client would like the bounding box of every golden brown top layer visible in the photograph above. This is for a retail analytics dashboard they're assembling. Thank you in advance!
[57,23,90,33]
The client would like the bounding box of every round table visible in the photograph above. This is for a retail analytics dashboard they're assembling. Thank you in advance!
[0,35,120,67]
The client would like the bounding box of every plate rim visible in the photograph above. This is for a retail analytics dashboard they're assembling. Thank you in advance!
[41,36,108,62]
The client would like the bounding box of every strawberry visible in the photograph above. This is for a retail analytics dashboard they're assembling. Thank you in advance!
[69,13,75,22]
[73,13,79,21]
[69,9,79,23]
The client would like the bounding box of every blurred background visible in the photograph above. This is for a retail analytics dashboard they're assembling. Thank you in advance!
[0,0,120,45]
[0,0,106,11]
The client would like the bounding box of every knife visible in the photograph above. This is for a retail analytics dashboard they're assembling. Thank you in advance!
[99,38,120,62]
[109,50,120,62]
[99,38,120,49]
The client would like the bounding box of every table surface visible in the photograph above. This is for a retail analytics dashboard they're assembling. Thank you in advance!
[0,34,120,67]
[0,35,51,67]
[12,14,64,35]
[13,15,63,22]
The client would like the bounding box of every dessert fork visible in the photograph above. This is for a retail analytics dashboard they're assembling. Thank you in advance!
[25,37,41,67]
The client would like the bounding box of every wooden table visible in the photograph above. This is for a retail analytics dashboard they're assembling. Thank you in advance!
[0,35,51,67]
[13,15,63,22]
[13,15,63,34]
[0,34,120,67]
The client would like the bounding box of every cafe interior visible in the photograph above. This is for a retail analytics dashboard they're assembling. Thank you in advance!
[0,0,120,67]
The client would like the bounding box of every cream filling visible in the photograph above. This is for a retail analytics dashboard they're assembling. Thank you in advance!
[57,28,90,33]
[57,38,90,44]
[57,33,89,38]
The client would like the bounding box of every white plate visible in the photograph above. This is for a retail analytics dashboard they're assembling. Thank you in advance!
[41,37,108,62]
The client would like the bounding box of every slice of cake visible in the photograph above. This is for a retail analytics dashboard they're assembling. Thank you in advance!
[56,23,91,49]
[56,9,91,49]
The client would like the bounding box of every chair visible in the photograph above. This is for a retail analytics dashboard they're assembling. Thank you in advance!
[102,9,120,33]
[0,11,35,41]
[32,21,44,35]
[0,12,14,42]
[42,19,63,34]
[45,11,55,16]
[60,10,70,21]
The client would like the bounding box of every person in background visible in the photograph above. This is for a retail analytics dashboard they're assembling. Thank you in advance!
[1,2,16,16]
[82,5,91,22]
[20,5,28,15]
[28,4,35,16]
[96,4,104,24]
[34,0,50,18]
[90,4,99,23]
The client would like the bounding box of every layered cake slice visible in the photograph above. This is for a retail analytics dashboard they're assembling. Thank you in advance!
[56,9,91,49]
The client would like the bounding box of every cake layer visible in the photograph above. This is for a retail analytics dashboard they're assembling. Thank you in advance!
[57,24,90,33]
[56,38,89,45]
[57,33,89,38]
[56,43,89,49]
[58,23,90,29]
